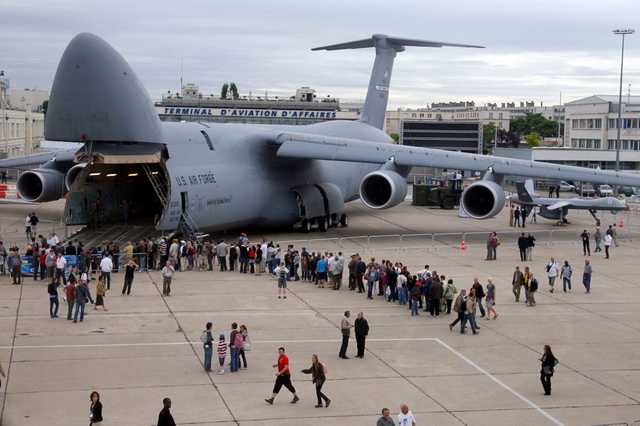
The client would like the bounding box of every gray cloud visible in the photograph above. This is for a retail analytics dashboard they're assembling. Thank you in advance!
[1,0,639,107]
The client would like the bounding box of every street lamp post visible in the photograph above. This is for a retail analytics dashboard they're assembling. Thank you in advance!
[613,28,635,173]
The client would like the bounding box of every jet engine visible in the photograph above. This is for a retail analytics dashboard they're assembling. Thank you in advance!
[359,169,408,209]
[17,168,66,202]
[64,163,87,191]
[460,180,506,219]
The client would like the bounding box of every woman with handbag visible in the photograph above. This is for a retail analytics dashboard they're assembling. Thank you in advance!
[301,354,331,408]
[540,345,558,395]
[239,324,250,369]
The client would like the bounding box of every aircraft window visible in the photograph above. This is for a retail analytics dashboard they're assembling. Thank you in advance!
[200,130,215,151]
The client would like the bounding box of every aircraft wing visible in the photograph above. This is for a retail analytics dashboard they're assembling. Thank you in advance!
[546,201,572,210]
[0,149,77,170]
[275,132,640,187]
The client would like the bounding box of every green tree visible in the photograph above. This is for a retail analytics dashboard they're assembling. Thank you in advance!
[229,82,239,99]
[483,122,496,153]
[389,132,400,142]
[524,132,541,148]
[511,113,558,138]
[220,83,229,99]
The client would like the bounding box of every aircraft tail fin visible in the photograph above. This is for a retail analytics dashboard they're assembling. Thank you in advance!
[515,179,536,203]
[312,35,483,130]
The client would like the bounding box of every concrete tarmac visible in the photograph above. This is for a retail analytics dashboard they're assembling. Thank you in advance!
[1,200,640,425]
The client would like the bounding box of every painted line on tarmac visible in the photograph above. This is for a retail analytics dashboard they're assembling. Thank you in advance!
[0,336,565,425]
[435,338,564,426]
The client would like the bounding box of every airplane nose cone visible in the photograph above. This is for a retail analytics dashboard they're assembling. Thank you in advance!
[45,32,162,143]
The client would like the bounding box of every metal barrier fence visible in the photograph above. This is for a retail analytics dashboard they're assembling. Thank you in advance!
[276,228,640,256]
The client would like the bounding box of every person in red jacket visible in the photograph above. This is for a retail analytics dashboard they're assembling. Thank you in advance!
[64,270,76,320]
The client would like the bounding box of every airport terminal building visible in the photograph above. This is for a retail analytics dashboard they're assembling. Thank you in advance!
[156,84,360,125]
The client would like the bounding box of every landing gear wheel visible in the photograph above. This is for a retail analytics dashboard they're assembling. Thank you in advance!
[340,214,348,227]
[301,219,311,233]
[319,217,329,232]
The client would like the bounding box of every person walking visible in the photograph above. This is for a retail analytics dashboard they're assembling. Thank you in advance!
[582,259,592,293]
[339,311,352,359]
[546,257,558,293]
[604,232,613,259]
[526,233,536,261]
[514,207,521,228]
[89,391,103,425]
[301,354,331,408]
[99,254,113,291]
[472,278,486,318]
[161,261,175,296]
[594,226,602,253]
[580,230,591,256]
[485,278,498,320]
[202,322,214,372]
[122,259,138,295]
[354,312,369,358]
[464,288,479,335]
[73,278,94,322]
[265,347,299,405]
[528,273,538,306]
[94,275,108,311]
[156,397,176,426]
[398,403,417,426]
[449,289,466,333]
[377,408,396,426]
[64,275,76,320]
[512,266,524,302]
[517,233,528,262]
[443,278,457,314]
[47,279,60,318]
[560,260,572,293]
[540,345,558,396]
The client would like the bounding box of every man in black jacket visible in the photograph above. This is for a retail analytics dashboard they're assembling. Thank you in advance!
[356,256,367,293]
[354,312,369,359]
[517,233,528,262]
[157,397,176,426]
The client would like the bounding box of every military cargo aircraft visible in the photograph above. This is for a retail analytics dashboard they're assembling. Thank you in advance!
[2,33,640,234]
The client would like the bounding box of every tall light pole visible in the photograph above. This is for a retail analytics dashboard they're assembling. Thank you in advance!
[613,28,634,172]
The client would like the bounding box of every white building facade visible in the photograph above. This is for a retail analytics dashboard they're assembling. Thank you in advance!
[384,109,511,135]
[564,95,640,170]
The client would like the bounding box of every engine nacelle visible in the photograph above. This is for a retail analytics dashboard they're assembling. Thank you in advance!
[460,180,506,219]
[65,163,87,191]
[17,168,66,202]
[359,169,408,209]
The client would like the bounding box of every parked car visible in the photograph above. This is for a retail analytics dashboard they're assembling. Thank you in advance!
[580,184,596,197]
[619,186,636,197]
[559,181,575,192]
[597,184,614,197]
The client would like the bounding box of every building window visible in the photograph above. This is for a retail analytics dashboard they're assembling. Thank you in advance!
[572,119,578,129]
[594,140,601,149]
[594,119,602,129]
[419,113,424,118]
[624,118,632,129]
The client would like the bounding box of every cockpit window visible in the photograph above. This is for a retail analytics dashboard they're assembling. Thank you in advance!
[200,130,215,151]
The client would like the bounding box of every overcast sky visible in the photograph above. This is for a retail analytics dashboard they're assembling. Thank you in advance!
[2,0,640,108]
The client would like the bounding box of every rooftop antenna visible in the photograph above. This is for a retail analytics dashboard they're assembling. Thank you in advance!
[179,57,183,93]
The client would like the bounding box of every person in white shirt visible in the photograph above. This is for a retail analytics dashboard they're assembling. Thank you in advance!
[50,233,60,246]
[546,257,558,293]
[55,254,67,285]
[604,233,613,259]
[397,403,416,426]
[100,255,114,290]
[161,261,175,296]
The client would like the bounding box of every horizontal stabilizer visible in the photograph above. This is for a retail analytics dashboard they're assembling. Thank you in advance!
[311,35,484,51]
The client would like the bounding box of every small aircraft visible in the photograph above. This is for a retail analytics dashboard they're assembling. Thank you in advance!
[1,33,640,235]
[510,180,628,223]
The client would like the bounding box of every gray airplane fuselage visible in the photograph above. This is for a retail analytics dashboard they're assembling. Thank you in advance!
[157,119,386,231]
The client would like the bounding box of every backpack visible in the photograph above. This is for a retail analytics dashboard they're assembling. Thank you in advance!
[233,332,244,348]
[320,362,328,377]
[530,278,539,292]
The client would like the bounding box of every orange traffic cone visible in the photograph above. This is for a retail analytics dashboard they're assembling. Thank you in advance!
[619,218,624,228]
[460,239,466,250]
